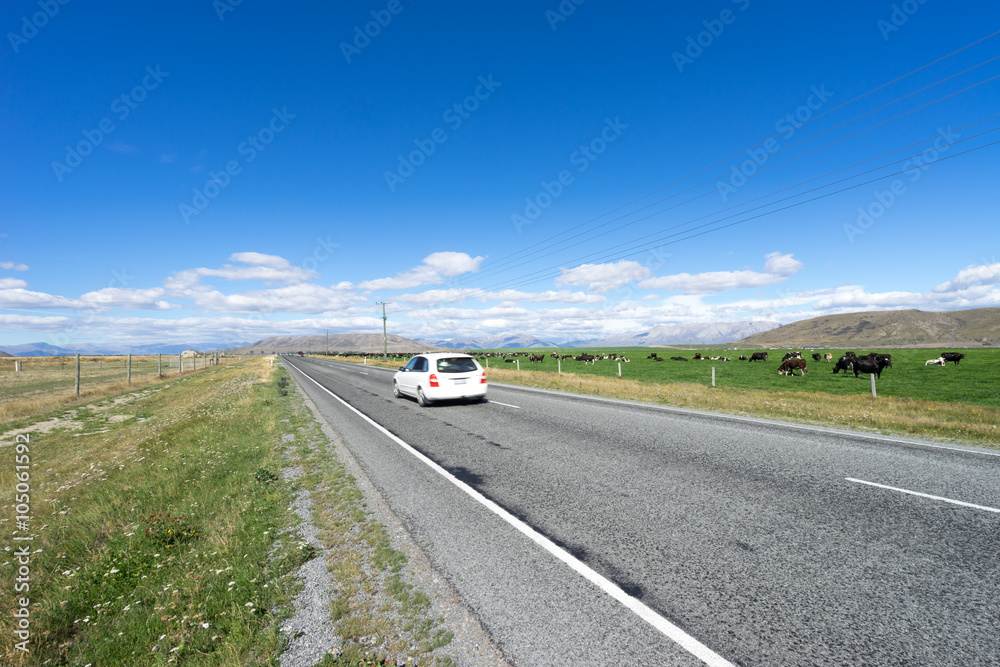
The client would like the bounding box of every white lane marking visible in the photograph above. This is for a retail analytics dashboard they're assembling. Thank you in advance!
[488,400,520,409]
[355,371,370,375]
[846,478,1000,513]
[287,362,734,667]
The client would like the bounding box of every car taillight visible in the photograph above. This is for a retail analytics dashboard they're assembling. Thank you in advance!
[481,371,487,384]
[429,373,439,387]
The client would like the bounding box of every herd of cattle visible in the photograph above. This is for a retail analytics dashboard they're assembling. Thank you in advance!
[468,349,969,378]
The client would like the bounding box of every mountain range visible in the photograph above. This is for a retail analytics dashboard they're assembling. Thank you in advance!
[0,341,247,357]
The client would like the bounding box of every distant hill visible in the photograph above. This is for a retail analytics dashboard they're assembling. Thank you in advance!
[591,321,781,347]
[423,333,559,350]
[737,308,1000,348]
[223,333,444,354]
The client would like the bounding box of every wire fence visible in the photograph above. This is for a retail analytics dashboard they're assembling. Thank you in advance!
[0,354,247,410]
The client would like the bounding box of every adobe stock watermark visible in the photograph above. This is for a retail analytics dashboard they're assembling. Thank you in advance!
[843,126,959,244]
[384,75,501,192]
[12,433,33,653]
[545,0,586,30]
[51,65,169,182]
[179,107,296,224]
[673,0,751,73]
[341,0,413,64]
[511,116,628,233]
[213,0,245,21]
[7,0,70,53]
[716,84,834,201]
[877,0,929,40]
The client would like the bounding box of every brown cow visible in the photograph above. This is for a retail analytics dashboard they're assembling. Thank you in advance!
[777,358,808,376]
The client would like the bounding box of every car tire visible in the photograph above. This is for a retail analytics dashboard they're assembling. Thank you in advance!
[392,381,401,398]
[416,386,430,407]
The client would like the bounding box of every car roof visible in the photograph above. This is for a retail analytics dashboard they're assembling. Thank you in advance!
[412,352,476,360]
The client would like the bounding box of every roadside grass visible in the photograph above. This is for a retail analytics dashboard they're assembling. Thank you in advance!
[280,385,459,665]
[329,353,1000,447]
[0,359,310,665]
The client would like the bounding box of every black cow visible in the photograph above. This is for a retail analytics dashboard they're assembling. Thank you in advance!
[782,351,802,362]
[646,352,660,359]
[941,352,965,365]
[670,356,688,361]
[738,355,748,361]
[832,356,854,374]
[853,357,888,378]
[812,353,822,362]
[748,352,768,362]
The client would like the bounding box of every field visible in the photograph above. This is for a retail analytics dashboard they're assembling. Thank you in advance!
[0,355,236,422]
[468,346,1000,407]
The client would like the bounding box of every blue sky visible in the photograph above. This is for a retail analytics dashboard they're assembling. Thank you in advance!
[2,0,999,347]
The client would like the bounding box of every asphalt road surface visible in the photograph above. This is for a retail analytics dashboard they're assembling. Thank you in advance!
[282,356,1000,666]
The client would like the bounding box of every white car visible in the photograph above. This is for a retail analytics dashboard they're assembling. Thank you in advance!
[392,353,487,406]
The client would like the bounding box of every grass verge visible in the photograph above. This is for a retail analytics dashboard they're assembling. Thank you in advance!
[1,357,467,666]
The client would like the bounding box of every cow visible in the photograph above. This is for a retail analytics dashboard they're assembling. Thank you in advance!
[670,356,687,361]
[646,352,660,359]
[528,354,545,363]
[748,352,768,362]
[653,356,664,361]
[852,357,889,378]
[693,353,703,360]
[941,352,965,365]
[782,351,802,362]
[812,353,822,362]
[925,357,947,366]
[832,356,854,374]
[824,353,833,362]
[875,353,892,369]
[738,355,748,361]
[777,358,807,376]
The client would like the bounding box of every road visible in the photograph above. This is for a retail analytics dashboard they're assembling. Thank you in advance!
[282,356,1000,666]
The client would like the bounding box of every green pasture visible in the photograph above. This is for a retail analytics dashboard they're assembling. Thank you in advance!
[472,346,1000,408]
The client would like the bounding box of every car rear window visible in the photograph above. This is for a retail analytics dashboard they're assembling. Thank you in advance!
[436,357,478,373]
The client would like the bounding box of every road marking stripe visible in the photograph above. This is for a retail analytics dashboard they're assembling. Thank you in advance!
[846,478,1000,513]
[488,400,520,409]
[286,361,734,667]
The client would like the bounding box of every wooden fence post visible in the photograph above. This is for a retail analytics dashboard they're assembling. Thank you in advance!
[75,354,80,395]
[127,354,132,384]
[158,353,162,377]
[179,353,183,374]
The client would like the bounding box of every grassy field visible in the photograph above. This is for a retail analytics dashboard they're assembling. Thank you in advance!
[330,347,1000,446]
[0,358,463,666]
[0,355,236,423]
[465,346,1000,407]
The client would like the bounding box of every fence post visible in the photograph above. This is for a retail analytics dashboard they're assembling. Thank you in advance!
[127,354,132,384]
[158,353,162,377]
[75,354,80,395]
[558,358,561,374]
[618,362,622,377]
[870,373,877,398]
[712,366,716,387]
[179,353,183,374]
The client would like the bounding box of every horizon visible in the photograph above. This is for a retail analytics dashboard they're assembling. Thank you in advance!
[3,2,1000,347]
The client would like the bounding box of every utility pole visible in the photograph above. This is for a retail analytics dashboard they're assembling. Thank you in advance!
[326,329,329,357]
[377,301,391,360]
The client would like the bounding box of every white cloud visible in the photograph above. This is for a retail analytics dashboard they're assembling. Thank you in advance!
[0,278,28,289]
[79,287,178,311]
[932,262,1000,293]
[640,270,786,294]
[396,287,605,305]
[640,251,803,294]
[0,288,81,310]
[0,313,73,331]
[763,251,804,276]
[556,260,651,293]
[0,261,29,271]
[189,283,365,314]
[360,252,484,290]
